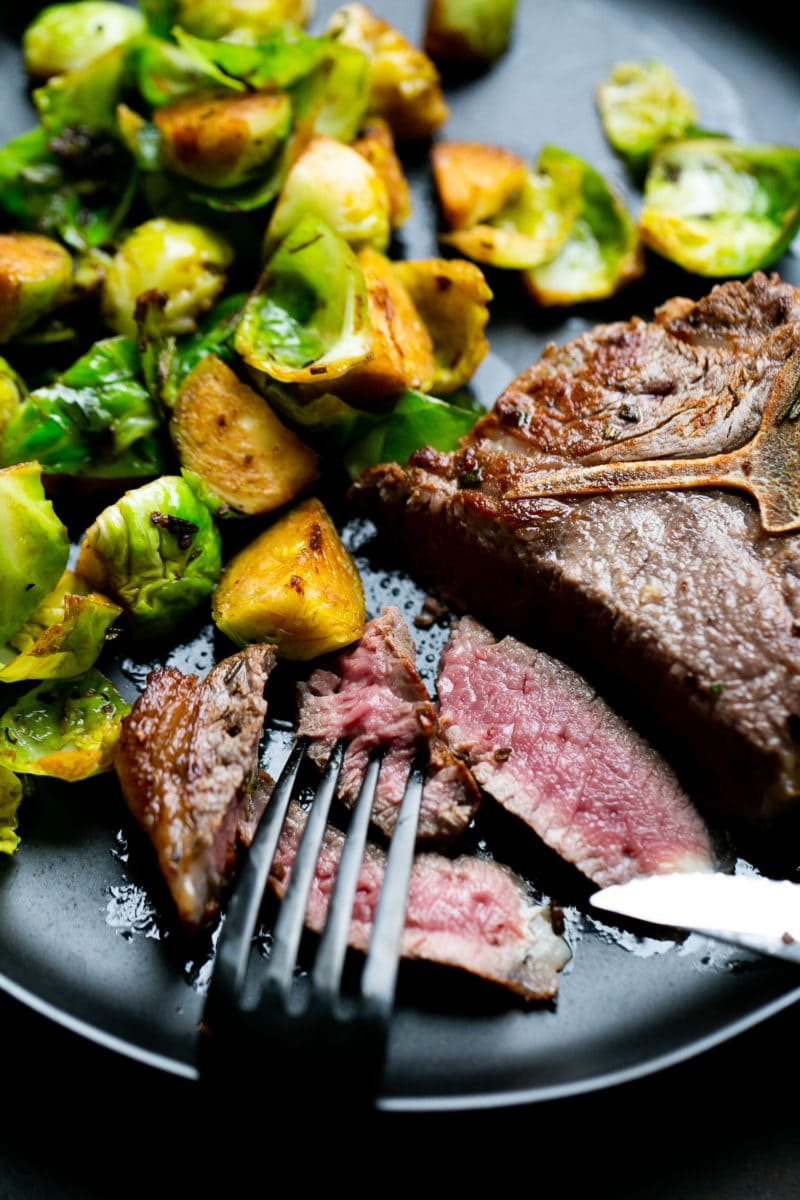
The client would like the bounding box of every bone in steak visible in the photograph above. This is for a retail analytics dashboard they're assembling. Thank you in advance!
[270,799,570,1000]
[296,605,480,839]
[437,616,715,887]
[115,644,275,928]
[351,273,800,826]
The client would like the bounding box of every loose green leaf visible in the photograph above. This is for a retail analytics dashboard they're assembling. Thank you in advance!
[172,24,328,91]
[342,388,480,478]
[0,670,131,781]
[0,462,70,647]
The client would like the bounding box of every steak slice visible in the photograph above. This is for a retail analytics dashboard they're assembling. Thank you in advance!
[270,799,570,1001]
[115,644,275,928]
[437,616,714,887]
[351,273,800,826]
[296,605,480,840]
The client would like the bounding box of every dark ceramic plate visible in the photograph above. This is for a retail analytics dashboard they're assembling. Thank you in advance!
[2,0,800,1113]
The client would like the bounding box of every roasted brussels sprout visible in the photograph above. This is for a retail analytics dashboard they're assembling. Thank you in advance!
[1,336,166,479]
[0,358,26,436]
[76,474,223,637]
[522,145,644,306]
[0,462,70,648]
[424,0,517,67]
[0,232,74,343]
[391,256,491,393]
[212,495,366,659]
[236,213,372,385]
[101,217,233,338]
[0,669,131,781]
[23,1,145,79]
[154,89,293,189]
[342,386,481,479]
[638,137,800,276]
[290,38,369,144]
[0,767,22,855]
[328,3,448,140]
[431,140,528,231]
[596,59,698,172]
[173,0,315,39]
[33,43,130,138]
[264,135,392,255]
[352,117,412,229]
[171,354,319,515]
[0,571,122,683]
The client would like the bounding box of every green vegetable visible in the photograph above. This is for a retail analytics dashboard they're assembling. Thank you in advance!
[596,59,698,173]
[76,474,223,637]
[138,290,246,407]
[0,232,75,344]
[0,462,70,648]
[638,137,800,276]
[172,23,328,91]
[424,0,518,66]
[0,358,26,436]
[33,44,131,138]
[101,217,234,338]
[235,213,373,385]
[342,387,481,478]
[173,0,315,39]
[288,40,370,144]
[0,767,22,855]
[0,669,131,781]
[23,2,145,79]
[522,145,644,305]
[1,337,167,479]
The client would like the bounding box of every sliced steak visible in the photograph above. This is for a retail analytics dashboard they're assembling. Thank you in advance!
[296,605,480,840]
[270,799,570,1001]
[437,616,714,887]
[351,273,800,827]
[115,644,275,928]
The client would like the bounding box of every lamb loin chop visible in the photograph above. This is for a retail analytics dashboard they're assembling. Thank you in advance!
[115,644,275,928]
[296,605,480,840]
[351,273,800,827]
[437,616,715,887]
[270,799,570,1001]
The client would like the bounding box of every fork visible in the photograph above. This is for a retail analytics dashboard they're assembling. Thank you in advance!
[200,735,427,1104]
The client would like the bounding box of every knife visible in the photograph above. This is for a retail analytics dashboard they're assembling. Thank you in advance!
[590,872,800,964]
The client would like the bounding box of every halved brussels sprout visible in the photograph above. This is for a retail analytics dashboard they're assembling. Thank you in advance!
[0,571,122,683]
[638,137,800,276]
[391,256,491,393]
[0,669,131,781]
[236,213,373,385]
[522,145,644,306]
[174,0,315,39]
[0,232,74,344]
[0,462,70,648]
[76,475,222,637]
[352,117,411,229]
[33,43,130,138]
[328,3,448,140]
[1,336,166,479]
[101,217,233,338]
[154,89,292,190]
[171,354,319,516]
[23,2,145,79]
[0,766,22,854]
[596,59,698,172]
[0,358,26,437]
[431,140,527,231]
[424,0,517,67]
[264,134,391,256]
[212,495,365,660]
[334,246,435,400]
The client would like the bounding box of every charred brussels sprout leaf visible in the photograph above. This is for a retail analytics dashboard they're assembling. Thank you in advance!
[212,495,366,660]
[235,213,372,385]
[0,570,122,683]
[522,145,644,306]
[76,474,222,637]
[0,767,23,855]
[0,670,131,781]
[0,462,70,648]
[1,336,167,478]
[23,2,146,80]
[596,59,698,173]
[639,138,800,276]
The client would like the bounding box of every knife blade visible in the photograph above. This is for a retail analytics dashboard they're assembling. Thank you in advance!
[590,872,800,964]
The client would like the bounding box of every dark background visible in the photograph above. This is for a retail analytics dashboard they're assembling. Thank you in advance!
[3,2,800,1195]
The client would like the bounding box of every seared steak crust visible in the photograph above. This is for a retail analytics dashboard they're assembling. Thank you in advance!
[352,274,800,825]
[270,800,570,1001]
[297,606,480,840]
[115,644,275,928]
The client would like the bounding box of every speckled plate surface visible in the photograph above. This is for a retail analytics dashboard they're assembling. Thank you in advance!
[2,0,800,1112]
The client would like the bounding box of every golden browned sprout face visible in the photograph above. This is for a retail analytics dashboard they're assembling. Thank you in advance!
[0,232,74,343]
[175,0,316,39]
